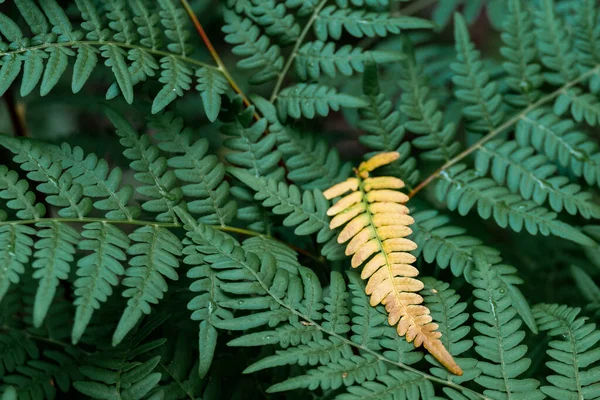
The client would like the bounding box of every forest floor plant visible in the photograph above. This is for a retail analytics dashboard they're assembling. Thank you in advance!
[0,0,599,399]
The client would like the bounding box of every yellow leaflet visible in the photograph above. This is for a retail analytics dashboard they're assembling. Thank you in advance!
[324,151,463,376]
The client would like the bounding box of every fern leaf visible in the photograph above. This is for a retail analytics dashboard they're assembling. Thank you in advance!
[15,0,49,35]
[0,330,39,377]
[152,56,192,114]
[129,0,162,50]
[41,47,73,96]
[3,350,80,399]
[105,107,182,223]
[501,0,543,106]
[295,41,401,80]
[554,87,600,126]
[113,225,182,345]
[0,166,46,220]
[72,45,98,94]
[158,0,191,56]
[72,222,130,344]
[421,278,480,384]
[570,265,600,317]
[150,112,237,225]
[398,44,461,162]
[338,370,434,400]
[222,10,283,84]
[324,152,463,376]
[410,209,502,278]
[196,67,229,122]
[100,44,135,104]
[0,55,23,98]
[533,0,578,85]
[471,250,544,399]
[277,83,369,120]
[0,224,35,303]
[32,221,79,327]
[360,63,420,186]
[533,303,600,400]
[0,137,92,219]
[58,143,140,221]
[475,139,600,218]
[39,0,78,41]
[228,168,345,260]
[75,337,165,399]
[242,236,302,275]
[106,0,137,43]
[20,50,47,97]
[221,99,284,181]
[452,13,504,133]
[248,0,300,45]
[517,108,600,188]
[314,6,433,40]
[574,0,600,87]
[435,164,596,246]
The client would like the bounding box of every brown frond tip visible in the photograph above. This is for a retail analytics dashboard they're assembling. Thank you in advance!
[324,151,463,376]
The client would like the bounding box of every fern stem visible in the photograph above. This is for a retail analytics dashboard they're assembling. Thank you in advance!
[0,40,218,72]
[179,0,257,120]
[408,64,600,199]
[0,217,321,261]
[269,0,329,103]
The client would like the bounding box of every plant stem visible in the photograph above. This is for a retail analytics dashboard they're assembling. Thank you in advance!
[269,0,329,102]
[0,325,92,355]
[408,65,600,198]
[179,0,259,120]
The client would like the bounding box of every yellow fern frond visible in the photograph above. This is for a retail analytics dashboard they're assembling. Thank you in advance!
[324,151,463,376]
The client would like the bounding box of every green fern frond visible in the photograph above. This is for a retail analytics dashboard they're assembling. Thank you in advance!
[471,250,544,400]
[475,139,600,218]
[0,166,46,220]
[228,168,345,260]
[295,41,401,80]
[337,370,434,400]
[554,87,600,126]
[533,303,600,400]
[151,112,237,226]
[222,9,283,85]
[2,349,80,400]
[452,13,504,133]
[0,330,39,378]
[314,6,433,41]
[360,63,419,186]
[242,236,302,274]
[105,107,182,223]
[435,164,596,246]
[574,0,600,73]
[196,67,229,122]
[31,221,79,328]
[72,222,130,344]
[277,83,369,120]
[398,43,461,163]
[113,225,182,345]
[410,208,502,279]
[74,337,166,399]
[516,108,600,188]
[0,137,92,219]
[501,0,543,106]
[248,0,300,46]
[421,278,480,385]
[533,0,578,85]
[58,143,140,221]
[0,224,35,302]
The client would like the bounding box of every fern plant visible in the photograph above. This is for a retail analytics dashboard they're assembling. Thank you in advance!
[1,0,600,399]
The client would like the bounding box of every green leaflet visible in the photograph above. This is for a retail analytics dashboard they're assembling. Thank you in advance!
[72,222,130,344]
[32,221,80,328]
[228,168,345,260]
[452,13,504,133]
[277,83,369,120]
[20,50,46,97]
[113,225,182,346]
[196,67,229,122]
[435,164,596,246]
[40,47,73,96]
[101,45,135,104]
[533,304,600,399]
[314,6,434,40]
[152,56,192,114]
[471,250,544,399]
[360,62,420,187]
[72,45,98,94]
[516,108,600,188]
[295,41,402,80]
[0,224,36,303]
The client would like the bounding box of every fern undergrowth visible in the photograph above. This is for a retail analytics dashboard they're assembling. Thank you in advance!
[0,0,599,399]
